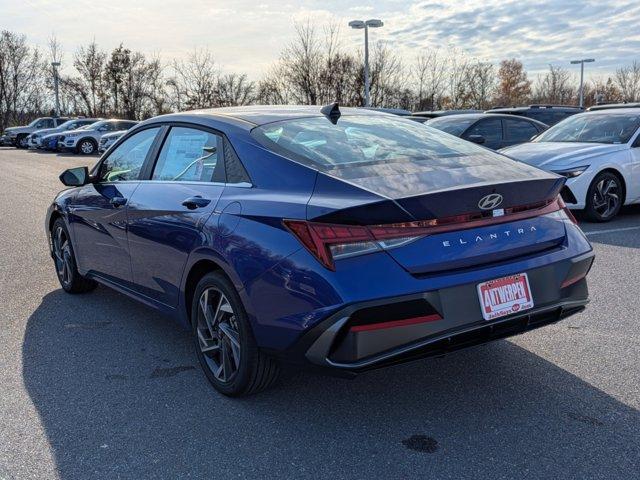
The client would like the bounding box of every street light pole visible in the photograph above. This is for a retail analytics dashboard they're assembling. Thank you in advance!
[349,19,384,107]
[51,62,61,117]
[570,58,595,108]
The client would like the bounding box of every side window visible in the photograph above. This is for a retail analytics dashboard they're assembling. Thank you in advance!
[465,118,502,148]
[152,127,222,182]
[43,119,55,128]
[98,127,160,182]
[505,119,539,143]
[120,122,137,130]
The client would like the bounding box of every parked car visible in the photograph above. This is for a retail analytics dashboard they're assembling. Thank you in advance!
[487,105,582,126]
[2,117,70,148]
[27,118,102,149]
[59,119,138,154]
[500,108,640,222]
[98,130,127,154]
[41,125,93,151]
[47,105,594,396]
[410,110,483,123]
[427,113,548,149]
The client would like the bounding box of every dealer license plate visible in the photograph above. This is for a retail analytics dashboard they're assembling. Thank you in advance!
[477,273,534,321]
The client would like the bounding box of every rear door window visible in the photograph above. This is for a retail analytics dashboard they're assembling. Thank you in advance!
[463,118,503,149]
[152,127,223,182]
[504,118,540,144]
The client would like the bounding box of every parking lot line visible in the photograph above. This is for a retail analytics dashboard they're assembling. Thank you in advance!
[583,225,640,236]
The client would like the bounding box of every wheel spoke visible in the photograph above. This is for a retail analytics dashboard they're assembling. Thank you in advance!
[197,287,241,383]
[219,322,241,366]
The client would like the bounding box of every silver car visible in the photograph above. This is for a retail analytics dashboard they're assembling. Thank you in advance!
[27,118,102,149]
[59,119,138,155]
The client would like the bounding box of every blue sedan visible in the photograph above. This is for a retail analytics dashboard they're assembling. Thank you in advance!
[46,105,595,396]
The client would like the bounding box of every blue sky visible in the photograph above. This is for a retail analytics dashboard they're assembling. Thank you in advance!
[4,0,639,79]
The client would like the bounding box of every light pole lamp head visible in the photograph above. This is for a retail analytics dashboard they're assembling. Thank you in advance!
[348,20,365,29]
[365,19,384,28]
[51,62,61,67]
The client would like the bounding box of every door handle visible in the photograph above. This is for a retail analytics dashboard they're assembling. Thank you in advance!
[110,196,127,207]
[182,196,211,210]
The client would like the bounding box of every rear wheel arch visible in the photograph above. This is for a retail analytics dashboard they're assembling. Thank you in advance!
[184,259,225,324]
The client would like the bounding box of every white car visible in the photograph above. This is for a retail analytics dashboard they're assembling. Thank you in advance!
[500,108,640,222]
[60,119,138,155]
[98,130,127,154]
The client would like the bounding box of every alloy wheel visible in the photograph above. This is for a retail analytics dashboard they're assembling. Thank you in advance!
[80,141,94,154]
[53,226,73,287]
[196,287,241,383]
[592,177,620,219]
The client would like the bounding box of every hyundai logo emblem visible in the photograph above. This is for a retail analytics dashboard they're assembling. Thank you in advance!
[478,193,503,210]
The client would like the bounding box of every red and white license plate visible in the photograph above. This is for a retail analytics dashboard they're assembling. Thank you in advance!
[477,273,534,321]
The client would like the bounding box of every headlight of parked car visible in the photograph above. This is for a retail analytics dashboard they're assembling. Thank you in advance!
[552,166,589,178]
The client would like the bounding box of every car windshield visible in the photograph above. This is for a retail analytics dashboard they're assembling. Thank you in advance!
[85,121,108,130]
[28,118,44,127]
[252,115,493,171]
[426,116,477,135]
[535,113,640,144]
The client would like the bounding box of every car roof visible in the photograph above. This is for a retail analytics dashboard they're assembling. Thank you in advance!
[144,105,393,129]
[582,107,640,114]
[488,105,582,113]
[587,103,640,111]
[429,112,547,125]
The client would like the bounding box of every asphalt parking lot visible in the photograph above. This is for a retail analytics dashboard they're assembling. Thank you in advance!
[0,147,639,480]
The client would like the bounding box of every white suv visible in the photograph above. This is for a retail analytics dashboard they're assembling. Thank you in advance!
[60,119,138,154]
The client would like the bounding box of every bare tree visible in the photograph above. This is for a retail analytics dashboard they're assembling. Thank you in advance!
[0,31,47,130]
[170,49,218,109]
[466,61,496,109]
[413,49,448,110]
[615,61,640,102]
[533,65,576,105]
[215,73,255,106]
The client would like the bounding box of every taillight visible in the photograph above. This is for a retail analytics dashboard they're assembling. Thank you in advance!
[283,220,426,270]
[284,196,568,270]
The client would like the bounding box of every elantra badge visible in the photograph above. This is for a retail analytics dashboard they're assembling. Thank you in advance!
[478,193,503,210]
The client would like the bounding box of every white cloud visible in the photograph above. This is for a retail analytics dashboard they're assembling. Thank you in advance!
[1,0,637,80]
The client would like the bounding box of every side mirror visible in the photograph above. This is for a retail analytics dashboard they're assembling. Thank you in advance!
[467,134,486,145]
[59,166,90,187]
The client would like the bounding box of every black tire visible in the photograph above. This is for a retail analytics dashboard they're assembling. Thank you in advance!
[16,134,28,149]
[51,218,97,293]
[76,138,97,155]
[584,171,624,222]
[191,271,279,396]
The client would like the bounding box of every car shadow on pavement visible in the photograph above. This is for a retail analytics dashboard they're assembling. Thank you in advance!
[22,288,640,479]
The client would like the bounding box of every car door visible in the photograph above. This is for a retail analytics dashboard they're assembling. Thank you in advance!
[69,126,161,286]
[126,125,226,307]
[463,118,503,149]
[503,118,542,148]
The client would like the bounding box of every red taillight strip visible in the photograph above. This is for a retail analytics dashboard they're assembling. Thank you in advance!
[284,196,566,270]
[349,314,443,332]
[368,198,561,239]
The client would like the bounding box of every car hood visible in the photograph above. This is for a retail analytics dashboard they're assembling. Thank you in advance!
[33,127,60,136]
[65,128,94,135]
[102,130,127,139]
[500,142,628,169]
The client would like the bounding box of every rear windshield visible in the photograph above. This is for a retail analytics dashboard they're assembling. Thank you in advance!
[252,115,489,171]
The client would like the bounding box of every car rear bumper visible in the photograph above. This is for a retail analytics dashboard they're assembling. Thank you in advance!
[281,250,593,373]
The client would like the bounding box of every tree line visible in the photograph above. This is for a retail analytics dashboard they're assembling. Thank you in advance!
[2,23,640,132]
